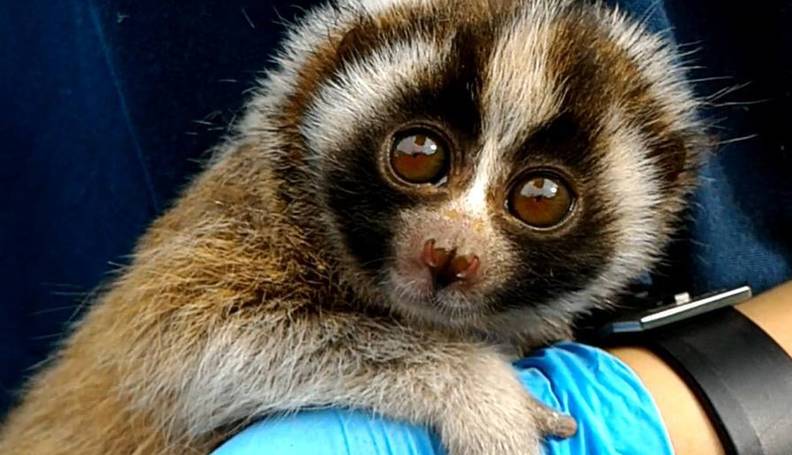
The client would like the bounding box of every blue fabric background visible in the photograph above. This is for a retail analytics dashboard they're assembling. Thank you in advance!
[1,0,790,418]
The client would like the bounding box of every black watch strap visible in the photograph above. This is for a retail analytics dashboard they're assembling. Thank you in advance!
[650,307,792,455]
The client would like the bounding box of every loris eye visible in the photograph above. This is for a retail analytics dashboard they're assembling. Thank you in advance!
[508,172,575,229]
[389,130,449,185]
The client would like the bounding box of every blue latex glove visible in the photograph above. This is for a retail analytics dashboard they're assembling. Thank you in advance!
[213,342,672,455]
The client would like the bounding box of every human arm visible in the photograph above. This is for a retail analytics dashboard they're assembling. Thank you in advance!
[610,280,792,455]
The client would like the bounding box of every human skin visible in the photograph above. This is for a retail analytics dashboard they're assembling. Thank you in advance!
[610,280,792,455]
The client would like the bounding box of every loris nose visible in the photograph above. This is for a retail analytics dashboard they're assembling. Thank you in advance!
[421,239,481,288]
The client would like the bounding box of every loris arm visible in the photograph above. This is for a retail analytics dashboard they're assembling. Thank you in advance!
[213,341,673,455]
[159,307,574,454]
[0,296,571,455]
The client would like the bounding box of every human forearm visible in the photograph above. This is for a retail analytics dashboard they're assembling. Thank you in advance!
[610,280,792,455]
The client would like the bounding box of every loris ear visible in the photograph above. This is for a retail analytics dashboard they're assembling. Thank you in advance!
[652,128,712,187]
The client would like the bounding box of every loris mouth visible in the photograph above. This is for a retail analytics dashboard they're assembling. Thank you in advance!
[385,253,487,325]
[386,280,487,328]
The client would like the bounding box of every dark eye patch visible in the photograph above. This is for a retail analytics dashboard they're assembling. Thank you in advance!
[530,112,581,146]
[321,25,489,278]
[324,129,415,273]
[487,202,616,313]
[491,118,616,313]
[508,111,596,173]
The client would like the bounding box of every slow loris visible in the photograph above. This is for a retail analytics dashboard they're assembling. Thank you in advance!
[0,0,707,453]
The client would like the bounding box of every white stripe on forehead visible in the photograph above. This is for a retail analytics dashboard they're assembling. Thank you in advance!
[300,37,451,159]
[464,1,565,215]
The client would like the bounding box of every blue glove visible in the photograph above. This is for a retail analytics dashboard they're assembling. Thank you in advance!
[213,342,672,455]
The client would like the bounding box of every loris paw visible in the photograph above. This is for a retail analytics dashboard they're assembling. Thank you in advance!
[439,385,576,455]
[533,399,577,439]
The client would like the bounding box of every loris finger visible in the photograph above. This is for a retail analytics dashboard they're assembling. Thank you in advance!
[532,400,578,439]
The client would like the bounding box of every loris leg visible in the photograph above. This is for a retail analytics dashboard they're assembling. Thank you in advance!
[140,307,575,455]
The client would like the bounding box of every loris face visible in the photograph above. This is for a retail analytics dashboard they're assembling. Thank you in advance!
[286,0,706,336]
